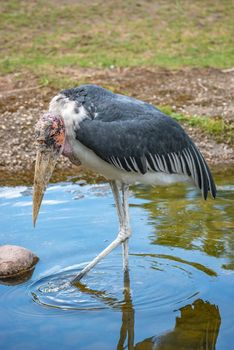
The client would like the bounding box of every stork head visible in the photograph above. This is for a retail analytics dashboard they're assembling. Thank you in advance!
[33,113,65,226]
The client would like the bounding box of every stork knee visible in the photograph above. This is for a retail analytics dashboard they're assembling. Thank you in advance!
[117,228,132,242]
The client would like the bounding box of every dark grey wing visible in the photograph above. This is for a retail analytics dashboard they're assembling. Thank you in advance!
[75,108,216,199]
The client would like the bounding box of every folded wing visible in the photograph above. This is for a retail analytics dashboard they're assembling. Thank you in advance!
[75,102,216,199]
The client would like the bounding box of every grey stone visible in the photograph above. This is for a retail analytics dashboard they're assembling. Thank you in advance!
[0,245,39,279]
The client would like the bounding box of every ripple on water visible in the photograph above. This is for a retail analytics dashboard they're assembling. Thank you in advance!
[30,263,124,311]
[28,253,213,312]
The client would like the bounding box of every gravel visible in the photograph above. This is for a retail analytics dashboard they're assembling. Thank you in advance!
[0,67,233,176]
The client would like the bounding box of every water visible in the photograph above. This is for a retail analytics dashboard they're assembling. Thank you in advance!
[0,170,233,349]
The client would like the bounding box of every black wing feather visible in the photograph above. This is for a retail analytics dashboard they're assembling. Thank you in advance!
[73,85,216,199]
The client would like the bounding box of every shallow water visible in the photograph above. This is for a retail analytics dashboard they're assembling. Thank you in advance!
[0,170,233,350]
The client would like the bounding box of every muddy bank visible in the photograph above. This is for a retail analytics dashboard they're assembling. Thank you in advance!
[0,67,233,176]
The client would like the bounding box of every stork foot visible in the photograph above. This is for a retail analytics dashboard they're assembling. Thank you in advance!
[71,271,86,283]
[71,236,122,285]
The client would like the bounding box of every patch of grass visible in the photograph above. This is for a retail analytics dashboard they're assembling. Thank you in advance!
[160,106,234,145]
[0,0,234,75]
[38,74,85,90]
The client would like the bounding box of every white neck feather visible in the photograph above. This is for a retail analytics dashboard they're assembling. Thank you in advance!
[49,94,89,136]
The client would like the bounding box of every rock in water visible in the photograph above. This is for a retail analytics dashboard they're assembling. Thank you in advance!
[0,245,39,284]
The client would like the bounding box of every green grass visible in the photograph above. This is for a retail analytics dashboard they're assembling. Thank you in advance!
[160,106,234,145]
[0,1,233,145]
[0,0,234,75]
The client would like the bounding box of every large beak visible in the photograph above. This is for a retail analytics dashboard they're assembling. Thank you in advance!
[33,149,57,226]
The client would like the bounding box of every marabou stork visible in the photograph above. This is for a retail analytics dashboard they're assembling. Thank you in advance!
[33,84,216,283]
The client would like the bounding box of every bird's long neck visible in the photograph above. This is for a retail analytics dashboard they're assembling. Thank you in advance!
[62,138,81,166]
[49,93,90,166]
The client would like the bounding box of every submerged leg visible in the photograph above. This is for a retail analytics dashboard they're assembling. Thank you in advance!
[71,181,131,284]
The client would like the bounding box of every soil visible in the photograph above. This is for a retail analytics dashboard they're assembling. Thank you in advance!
[0,67,233,181]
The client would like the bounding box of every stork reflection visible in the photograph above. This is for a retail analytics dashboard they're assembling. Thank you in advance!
[75,270,221,350]
[117,271,135,350]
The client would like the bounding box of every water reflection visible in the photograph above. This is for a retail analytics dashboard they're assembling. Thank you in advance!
[117,271,135,350]
[0,267,36,286]
[135,299,221,350]
[131,179,234,269]
[132,253,217,276]
[75,271,221,350]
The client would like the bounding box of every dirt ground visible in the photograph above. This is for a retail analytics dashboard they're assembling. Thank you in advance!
[0,67,233,179]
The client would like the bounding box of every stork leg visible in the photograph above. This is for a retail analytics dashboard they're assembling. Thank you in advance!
[71,181,131,284]
[121,183,131,271]
[111,182,131,271]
